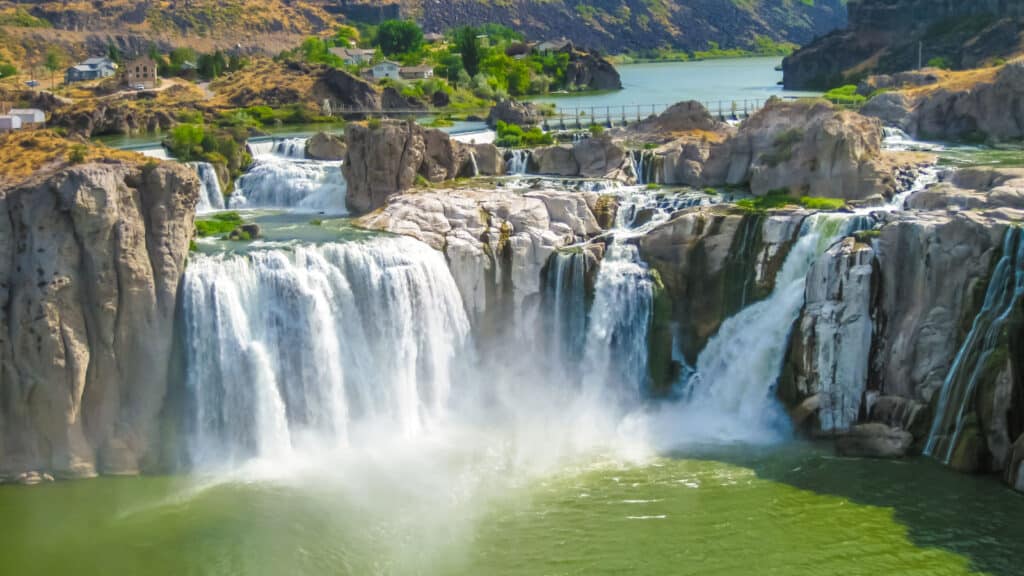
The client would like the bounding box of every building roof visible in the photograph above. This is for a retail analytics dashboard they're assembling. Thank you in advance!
[400,65,434,74]
[330,47,376,60]
[423,33,445,42]
[9,108,44,116]
[375,60,400,68]
[537,39,573,52]
[69,57,117,73]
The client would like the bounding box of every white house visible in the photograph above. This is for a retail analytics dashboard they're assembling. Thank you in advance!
[371,61,400,81]
[9,108,44,126]
[0,115,23,132]
[65,57,117,83]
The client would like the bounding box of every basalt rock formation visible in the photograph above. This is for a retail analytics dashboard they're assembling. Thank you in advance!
[783,0,1024,90]
[357,185,610,329]
[861,62,1024,142]
[343,120,503,213]
[0,161,199,481]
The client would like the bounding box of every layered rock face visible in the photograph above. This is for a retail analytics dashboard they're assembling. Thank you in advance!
[529,136,633,181]
[784,0,1024,89]
[778,213,1008,453]
[862,63,1024,142]
[0,161,198,480]
[305,132,347,161]
[623,100,900,201]
[705,100,893,200]
[638,207,806,363]
[357,186,610,328]
[343,120,502,214]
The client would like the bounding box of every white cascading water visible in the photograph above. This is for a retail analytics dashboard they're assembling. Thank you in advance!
[190,162,226,213]
[182,237,472,469]
[629,150,657,186]
[230,138,347,212]
[662,213,862,442]
[881,127,945,152]
[925,227,1024,462]
[542,250,589,366]
[506,149,531,175]
[889,165,940,210]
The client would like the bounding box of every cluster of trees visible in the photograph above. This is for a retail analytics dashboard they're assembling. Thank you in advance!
[287,20,577,105]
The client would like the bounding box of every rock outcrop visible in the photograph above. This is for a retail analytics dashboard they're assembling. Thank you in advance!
[0,161,198,481]
[783,0,1024,89]
[51,101,176,138]
[305,132,347,161]
[357,186,610,327]
[906,167,1024,214]
[529,137,632,181]
[639,207,806,363]
[704,99,894,200]
[487,100,544,128]
[862,63,1024,142]
[343,120,500,214]
[782,237,875,434]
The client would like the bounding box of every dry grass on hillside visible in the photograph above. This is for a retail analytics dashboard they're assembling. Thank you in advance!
[904,65,1004,97]
[208,59,317,108]
[0,130,142,186]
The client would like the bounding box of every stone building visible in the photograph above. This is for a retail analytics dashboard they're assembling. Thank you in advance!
[123,56,158,89]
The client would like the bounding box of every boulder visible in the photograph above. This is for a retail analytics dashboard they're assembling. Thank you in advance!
[906,167,1024,215]
[860,92,915,133]
[564,50,622,91]
[467,143,504,176]
[705,99,893,201]
[487,99,542,128]
[532,144,579,177]
[344,120,482,214]
[836,423,914,458]
[572,137,627,179]
[305,132,347,161]
[0,161,199,479]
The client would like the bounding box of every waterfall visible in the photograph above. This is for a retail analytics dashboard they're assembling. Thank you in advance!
[230,155,347,212]
[248,138,308,159]
[629,150,657,186]
[678,213,863,438]
[577,186,666,405]
[889,165,940,210]
[468,150,480,177]
[190,162,226,213]
[881,127,944,152]
[182,237,472,468]
[542,250,589,365]
[506,149,531,175]
[924,227,1024,462]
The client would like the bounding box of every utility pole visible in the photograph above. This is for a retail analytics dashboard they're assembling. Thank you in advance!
[918,41,923,70]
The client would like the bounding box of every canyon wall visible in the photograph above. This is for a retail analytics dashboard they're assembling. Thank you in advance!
[0,161,198,480]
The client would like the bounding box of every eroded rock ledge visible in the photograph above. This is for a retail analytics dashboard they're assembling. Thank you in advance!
[0,161,198,481]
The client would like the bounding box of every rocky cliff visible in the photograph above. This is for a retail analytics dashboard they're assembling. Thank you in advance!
[357,184,610,334]
[784,0,1024,89]
[408,0,847,55]
[343,120,501,214]
[861,63,1024,142]
[0,161,198,481]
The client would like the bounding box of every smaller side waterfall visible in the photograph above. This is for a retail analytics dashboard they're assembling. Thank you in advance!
[468,150,479,177]
[925,227,1024,462]
[542,250,590,367]
[678,214,864,438]
[629,150,658,186]
[890,165,940,210]
[190,162,226,213]
[506,149,531,175]
[230,156,347,212]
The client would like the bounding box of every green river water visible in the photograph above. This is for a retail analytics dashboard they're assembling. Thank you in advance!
[2,443,1021,576]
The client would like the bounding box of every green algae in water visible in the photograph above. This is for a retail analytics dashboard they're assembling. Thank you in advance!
[1,446,1021,576]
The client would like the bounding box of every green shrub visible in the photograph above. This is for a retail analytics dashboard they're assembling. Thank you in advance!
[927,57,953,70]
[367,117,382,130]
[589,124,605,137]
[823,84,866,106]
[67,145,87,164]
[799,196,846,210]
[195,211,243,237]
[495,120,553,148]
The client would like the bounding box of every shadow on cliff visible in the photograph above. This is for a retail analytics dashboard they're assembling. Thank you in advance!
[680,442,1024,576]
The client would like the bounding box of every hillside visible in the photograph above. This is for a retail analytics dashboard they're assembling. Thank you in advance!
[784,0,1024,89]
[0,0,846,62]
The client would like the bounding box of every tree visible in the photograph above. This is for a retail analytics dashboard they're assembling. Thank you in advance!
[376,20,423,57]
[454,26,482,77]
[107,42,122,63]
[44,48,64,87]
